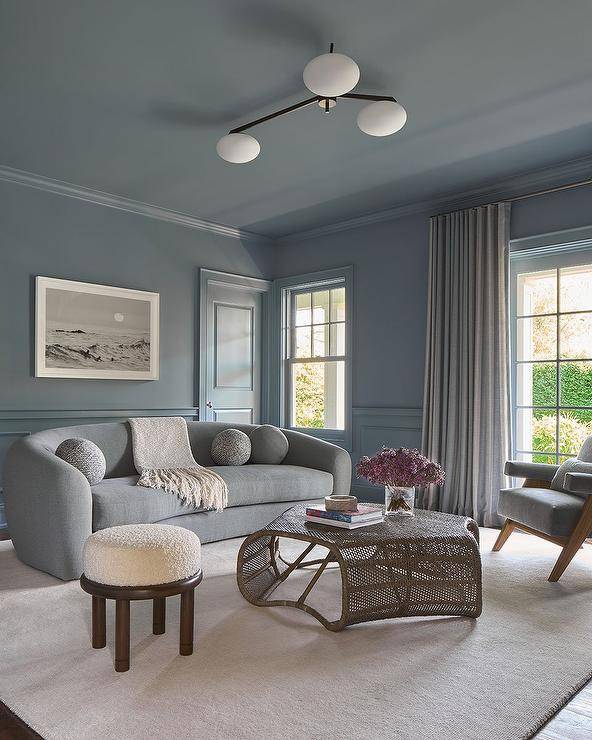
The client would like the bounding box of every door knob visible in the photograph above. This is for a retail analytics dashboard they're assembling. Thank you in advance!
[206,400,213,409]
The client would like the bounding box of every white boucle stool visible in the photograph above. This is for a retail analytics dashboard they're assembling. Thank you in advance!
[80,524,202,672]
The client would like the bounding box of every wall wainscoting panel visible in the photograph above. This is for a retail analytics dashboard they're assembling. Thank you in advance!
[0,408,198,530]
[351,407,423,502]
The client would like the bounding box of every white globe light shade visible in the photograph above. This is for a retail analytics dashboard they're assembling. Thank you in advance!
[216,133,260,163]
[357,101,407,137]
[303,52,360,97]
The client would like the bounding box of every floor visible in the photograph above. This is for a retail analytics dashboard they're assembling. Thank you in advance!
[536,683,592,739]
[1,528,591,739]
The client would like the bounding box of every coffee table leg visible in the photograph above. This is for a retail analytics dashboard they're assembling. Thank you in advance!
[179,589,194,656]
[92,595,106,649]
[115,599,130,672]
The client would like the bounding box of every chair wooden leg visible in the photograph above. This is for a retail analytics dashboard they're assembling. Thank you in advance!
[179,589,194,656]
[492,519,516,552]
[91,595,106,649]
[153,597,166,635]
[548,497,592,582]
[115,599,130,672]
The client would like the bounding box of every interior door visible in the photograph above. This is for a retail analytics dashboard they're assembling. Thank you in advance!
[200,270,271,424]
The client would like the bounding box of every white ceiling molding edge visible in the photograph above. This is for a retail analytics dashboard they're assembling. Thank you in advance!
[278,153,592,244]
[0,164,272,245]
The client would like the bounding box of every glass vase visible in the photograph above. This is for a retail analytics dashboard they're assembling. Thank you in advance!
[384,486,415,517]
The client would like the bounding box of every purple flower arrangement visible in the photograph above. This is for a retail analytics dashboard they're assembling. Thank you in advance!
[356,447,445,488]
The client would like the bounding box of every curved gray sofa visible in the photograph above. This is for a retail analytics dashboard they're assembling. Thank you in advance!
[4,421,351,581]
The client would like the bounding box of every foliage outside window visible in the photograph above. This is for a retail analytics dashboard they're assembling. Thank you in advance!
[287,284,346,430]
[514,262,592,463]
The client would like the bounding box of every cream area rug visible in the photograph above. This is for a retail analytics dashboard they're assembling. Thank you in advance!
[2,527,592,740]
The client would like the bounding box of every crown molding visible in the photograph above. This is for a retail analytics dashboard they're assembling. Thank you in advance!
[278,153,592,244]
[0,164,272,245]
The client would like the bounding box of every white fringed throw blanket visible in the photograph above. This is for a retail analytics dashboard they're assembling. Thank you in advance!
[129,416,228,512]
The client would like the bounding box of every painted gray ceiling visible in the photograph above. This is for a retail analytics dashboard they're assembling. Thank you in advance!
[2,0,592,238]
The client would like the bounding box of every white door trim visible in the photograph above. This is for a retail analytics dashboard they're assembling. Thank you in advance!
[198,269,272,423]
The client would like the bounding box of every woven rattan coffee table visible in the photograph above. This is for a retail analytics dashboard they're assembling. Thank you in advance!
[237,504,481,630]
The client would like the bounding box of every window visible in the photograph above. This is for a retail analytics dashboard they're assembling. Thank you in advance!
[512,248,592,464]
[275,267,352,447]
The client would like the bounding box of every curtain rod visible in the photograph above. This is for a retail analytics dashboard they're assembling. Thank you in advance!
[433,176,592,219]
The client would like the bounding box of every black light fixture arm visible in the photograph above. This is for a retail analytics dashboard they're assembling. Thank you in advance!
[228,92,398,135]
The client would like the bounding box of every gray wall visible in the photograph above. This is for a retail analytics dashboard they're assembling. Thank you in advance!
[0,182,273,411]
[0,182,274,525]
[1,176,591,515]
[273,186,592,498]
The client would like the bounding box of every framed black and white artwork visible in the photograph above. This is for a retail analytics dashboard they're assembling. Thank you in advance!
[35,277,159,380]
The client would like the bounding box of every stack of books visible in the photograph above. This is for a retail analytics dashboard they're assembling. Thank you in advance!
[305,503,384,529]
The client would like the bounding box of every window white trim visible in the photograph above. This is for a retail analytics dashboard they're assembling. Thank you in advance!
[509,226,592,463]
[272,266,353,450]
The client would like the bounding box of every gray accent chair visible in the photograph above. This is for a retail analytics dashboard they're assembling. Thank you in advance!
[4,421,351,581]
[493,436,592,581]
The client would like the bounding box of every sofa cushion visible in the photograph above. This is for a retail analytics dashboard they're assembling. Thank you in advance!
[212,464,333,506]
[92,476,198,530]
[249,425,289,464]
[92,465,333,530]
[551,457,592,497]
[498,486,584,537]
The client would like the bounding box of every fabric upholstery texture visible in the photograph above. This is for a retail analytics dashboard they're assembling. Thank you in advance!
[551,457,592,497]
[504,460,558,482]
[578,436,592,463]
[83,523,201,586]
[564,472,592,496]
[129,416,227,512]
[91,466,333,530]
[249,425,289,464]
[420,203,511,526]
[211,428,251,466]
[498,486,584,537]
[4,420,350,579]
[55,438,106,485]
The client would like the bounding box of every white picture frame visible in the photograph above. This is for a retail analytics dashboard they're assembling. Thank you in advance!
[35,276,159,380]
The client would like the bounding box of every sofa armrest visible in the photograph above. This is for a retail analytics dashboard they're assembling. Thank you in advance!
[565,472,592,496]
[281,430,351,495]
[504,460,558,482]
[3,436,92,580]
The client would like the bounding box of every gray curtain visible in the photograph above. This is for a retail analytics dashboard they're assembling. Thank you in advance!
[418,203,511,526]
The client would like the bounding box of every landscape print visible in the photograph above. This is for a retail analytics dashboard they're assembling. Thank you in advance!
[36,277,159,379]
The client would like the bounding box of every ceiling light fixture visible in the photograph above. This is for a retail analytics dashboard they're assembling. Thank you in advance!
[216,43,407,164]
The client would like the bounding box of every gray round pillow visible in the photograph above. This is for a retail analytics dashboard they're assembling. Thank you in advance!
[211,428,251,466]
[55,438,106,485]
[250,425,289,464]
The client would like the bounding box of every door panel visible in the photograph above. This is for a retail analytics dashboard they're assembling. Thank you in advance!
[214,303,253,389]
[200,271,270,424]
[213,408,254,424]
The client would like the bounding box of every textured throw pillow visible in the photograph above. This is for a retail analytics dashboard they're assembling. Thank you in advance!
[55,438,106,485]
[249,425,289,464]
[551,457,592,497]
[211,428,251,466]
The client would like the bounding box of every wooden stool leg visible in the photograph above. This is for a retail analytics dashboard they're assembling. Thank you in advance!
[92,595,106,649]
[179,589,194,656]
[153,597,166,635]
[115,599,130,672]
